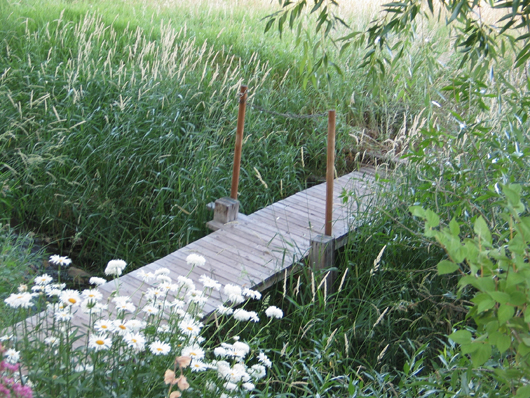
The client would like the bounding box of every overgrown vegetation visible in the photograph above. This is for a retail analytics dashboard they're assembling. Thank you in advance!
[2,0,530,396]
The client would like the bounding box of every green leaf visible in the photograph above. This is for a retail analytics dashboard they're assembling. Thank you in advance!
[477,298,495,314]
[470,343,491,366]
[449,218,460,236]
[498,304,515,324]
[447,1,465,24]
[524,307,530,323]
[515,384,530,398]
[425,209,440,228]
[437,260,459,275]
[489,331,511,354]
[409,206,425,218]
[449,330,472,345]
[489,291,511,304]
[474,216,492,246]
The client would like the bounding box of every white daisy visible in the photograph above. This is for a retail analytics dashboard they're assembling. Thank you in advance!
[88,335,112,351]
[214,347,228,357]
[177,276,196,290]
[123,332,146,352]
[186,290,207,305]
[145,287,168,302]
[81,289,103,301]
[89,277,107,286]
[156,275,172,284]
[138,270,155,282]
[154,267,170,276]
[178,319,203,336]
[125,319,146,331]
[199,275,221,291]
[54,311,72,322]
[4,292,34,308]
[104,259,127,276]
[60,290,81,306]
[44,336,60,346]
[34,274,53,285]
[186,253,206,267]
[142,305,159,315]
[224,284,245,304]
[258,352,272,368]
[149,340,171,355]
[217,305,234,315]
[248,364,266,380]
[115,301,136,313]
[233,342,250,358]
[242,288,261,300]
[181,344,205,361]
[242,382,255,391]
[112,296,131,305]
[190,360,209,372]
[94,320,116,333]
[265,306,283,319]
[49,255,72,267]
[232,309,251,321]
[4,349,20,364]
[113,320,130,335]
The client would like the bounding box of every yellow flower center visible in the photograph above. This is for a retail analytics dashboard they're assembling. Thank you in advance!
[157,347,163,351]
[101,325,107,329]
[187,326,193,331]
[190,352,196,356]
[96,339,105,345]
[68,298,76,304]
[119,325,126,330]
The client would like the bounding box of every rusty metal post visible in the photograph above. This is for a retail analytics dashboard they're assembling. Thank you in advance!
[230,85,248,200]
[325,110,336,237]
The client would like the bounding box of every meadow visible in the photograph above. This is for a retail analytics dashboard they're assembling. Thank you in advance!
[2,0,530,396]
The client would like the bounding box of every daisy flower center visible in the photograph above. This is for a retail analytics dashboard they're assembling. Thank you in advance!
[68,298,77,304]
[119,325,126,330]
[96,340,105,345]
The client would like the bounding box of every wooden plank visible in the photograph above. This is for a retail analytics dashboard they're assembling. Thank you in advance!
[214,222,295,263]
[236,214,310,252]
[256,206,326,237]
[248,207,314,237]
[169,243,270,281]
[181,239,273,281]
[163,249,266,288]
[244,212,312,250]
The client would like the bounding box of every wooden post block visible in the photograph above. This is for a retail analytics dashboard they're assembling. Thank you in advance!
[309,234,336,289]
[213,197,240,224]
[310,234,335,270]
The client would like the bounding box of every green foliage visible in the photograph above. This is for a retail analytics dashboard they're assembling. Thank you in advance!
[412,184,530,395]
[0,225,44,330]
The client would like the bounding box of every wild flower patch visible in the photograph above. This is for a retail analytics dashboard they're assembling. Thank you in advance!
[2,254,282,397]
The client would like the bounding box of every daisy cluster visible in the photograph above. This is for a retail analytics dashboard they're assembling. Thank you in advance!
[3,254,284,397]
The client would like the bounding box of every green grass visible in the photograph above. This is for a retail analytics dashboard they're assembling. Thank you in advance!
[2,0,530,395]
[0,225,45,330]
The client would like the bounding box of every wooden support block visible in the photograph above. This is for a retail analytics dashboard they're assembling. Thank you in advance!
[310,234,335,271]
[213,197,240,224]
[309,234,336,289]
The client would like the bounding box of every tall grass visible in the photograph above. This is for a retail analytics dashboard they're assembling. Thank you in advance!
[2,0,530,395]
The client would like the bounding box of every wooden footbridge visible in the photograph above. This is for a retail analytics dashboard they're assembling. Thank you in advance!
[13,85,381,342]
[98,165,377,317]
